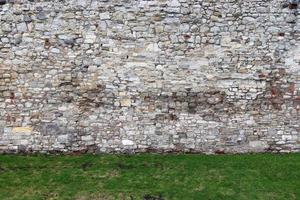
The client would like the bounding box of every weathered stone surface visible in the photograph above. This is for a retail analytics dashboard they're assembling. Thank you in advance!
[249,141,269,151]
[0,0,299,154]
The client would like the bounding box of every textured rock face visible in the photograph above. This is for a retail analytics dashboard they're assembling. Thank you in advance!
[0,0,299,154]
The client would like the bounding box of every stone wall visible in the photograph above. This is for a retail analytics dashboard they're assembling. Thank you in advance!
[0,0,299,154]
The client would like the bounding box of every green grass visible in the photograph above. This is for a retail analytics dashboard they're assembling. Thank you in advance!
[0,154,300,200]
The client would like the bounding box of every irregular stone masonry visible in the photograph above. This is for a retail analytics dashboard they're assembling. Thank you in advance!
[0,0,299,154]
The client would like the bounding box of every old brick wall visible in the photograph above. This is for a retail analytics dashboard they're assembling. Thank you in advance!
[0,0,299,153]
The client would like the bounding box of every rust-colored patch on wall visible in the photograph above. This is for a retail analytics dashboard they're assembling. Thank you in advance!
[255,69,297,110]
[141,90,233,120]
[289,3,298,9]
[288,83,295,93]
[44,39,51,48]
[77,84,106,112]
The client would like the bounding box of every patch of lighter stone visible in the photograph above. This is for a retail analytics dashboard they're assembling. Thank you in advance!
[167,0,181,7]
[122,139,135,146]
[285,44,300,74]
[145,43,161,52]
